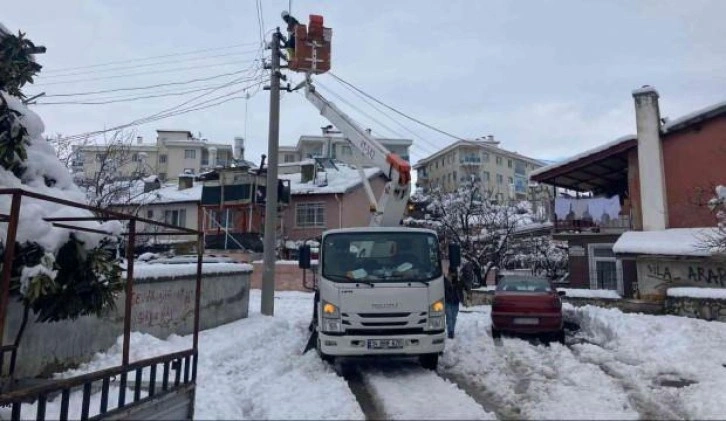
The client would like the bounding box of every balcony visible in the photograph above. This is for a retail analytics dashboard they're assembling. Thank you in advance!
[552,196,631,234]
[459,156,481,165]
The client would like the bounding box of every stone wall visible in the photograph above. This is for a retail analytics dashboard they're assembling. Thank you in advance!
[665,296,726,322]
[4,270,251,378]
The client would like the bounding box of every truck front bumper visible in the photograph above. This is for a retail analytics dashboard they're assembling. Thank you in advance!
[318,331,446,356]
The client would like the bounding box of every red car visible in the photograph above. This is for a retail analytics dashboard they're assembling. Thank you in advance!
[490,276,565,343]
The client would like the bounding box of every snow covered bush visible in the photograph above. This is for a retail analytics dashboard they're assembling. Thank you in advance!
[707,185,726,251]
[0,27,123,374]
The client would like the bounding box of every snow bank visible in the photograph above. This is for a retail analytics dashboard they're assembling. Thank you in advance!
[567,305,726,419]
[23,291,363,420]
[613,228,719,256]
[127,262,253,279]
[667,287,726,300]
[558,288,621,299]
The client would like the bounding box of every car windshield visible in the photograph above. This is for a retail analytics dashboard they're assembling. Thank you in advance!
[496,277,552,293]
[322,232,442,282]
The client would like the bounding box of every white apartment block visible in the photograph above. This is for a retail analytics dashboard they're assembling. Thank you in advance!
[413,136,545,201]
[278,132,412,167]
[72,130,237,182]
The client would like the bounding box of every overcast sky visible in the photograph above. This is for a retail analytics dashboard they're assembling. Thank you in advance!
[5,0,726,166]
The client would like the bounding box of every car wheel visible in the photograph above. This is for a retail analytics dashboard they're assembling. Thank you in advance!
[555,329,566,345]
[491,327,502,340]
[419,353,439,370]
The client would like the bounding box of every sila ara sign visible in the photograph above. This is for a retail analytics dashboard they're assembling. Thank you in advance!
[636,256,726,299]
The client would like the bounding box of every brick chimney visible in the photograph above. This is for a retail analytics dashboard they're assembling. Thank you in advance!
[632,85,668,231]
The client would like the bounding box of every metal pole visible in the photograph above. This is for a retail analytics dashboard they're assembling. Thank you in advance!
[122,219,136,366]
[0,193,22,349]
[261,28,282,316]
[193,211,203,352]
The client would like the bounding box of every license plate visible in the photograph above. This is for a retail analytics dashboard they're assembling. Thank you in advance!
[367,339,403,349]
[513,317,539,325]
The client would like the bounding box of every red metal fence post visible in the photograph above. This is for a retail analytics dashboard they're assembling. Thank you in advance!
[0,192,21,355]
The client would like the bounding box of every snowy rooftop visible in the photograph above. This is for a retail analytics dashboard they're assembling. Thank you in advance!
[279,164,382,195]
[126,183,203,205]
[530,134,637,178]
[613,228,721,256]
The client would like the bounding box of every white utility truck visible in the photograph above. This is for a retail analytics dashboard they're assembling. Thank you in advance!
[299,79,460,370]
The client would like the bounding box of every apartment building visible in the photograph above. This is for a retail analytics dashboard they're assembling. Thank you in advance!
[278,131,412,167]
[413,136,545,201]
[72,130,237,183]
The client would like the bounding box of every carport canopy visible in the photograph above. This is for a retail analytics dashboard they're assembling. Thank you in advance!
[530,135,637,195]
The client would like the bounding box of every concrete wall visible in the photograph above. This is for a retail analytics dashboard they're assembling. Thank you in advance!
[4,271,251,378]
[635,256,726,301]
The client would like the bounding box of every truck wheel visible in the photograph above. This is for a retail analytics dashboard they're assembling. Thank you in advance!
[419,353,438,370]
[317,338,335,364]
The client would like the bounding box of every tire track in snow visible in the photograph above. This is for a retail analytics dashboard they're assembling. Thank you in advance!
[342,358,494,420]
[567,338,688,420]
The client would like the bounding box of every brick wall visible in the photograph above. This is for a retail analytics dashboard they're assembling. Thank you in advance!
[250,262,312,291]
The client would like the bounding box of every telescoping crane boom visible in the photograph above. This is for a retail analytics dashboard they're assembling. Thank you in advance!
[303,79,412,227]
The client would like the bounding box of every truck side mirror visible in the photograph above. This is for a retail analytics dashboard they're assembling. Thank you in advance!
[298,245,311,269]
[448,243,461,270]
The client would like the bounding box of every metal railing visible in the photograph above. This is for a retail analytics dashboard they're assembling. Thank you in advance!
[0,188,204,420]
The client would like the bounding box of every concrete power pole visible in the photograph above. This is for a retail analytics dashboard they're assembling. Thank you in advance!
[261,29,283,316]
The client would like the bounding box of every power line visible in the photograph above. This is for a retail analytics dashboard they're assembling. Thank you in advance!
[36,68,257,98]
[329,73,469,142]
[42,41,260,73]
[35,76,261,105]
[325,74,444,156]
[34,57,260,86]
[39,49,260,78]
[58,78,268,142]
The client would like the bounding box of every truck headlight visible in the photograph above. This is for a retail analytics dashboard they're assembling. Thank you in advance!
[430,300,444,314]
[322,300,339,318]
[427,316,444,330]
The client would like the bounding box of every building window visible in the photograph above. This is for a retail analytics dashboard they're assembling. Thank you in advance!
[164,209,187,227]
[496,174,503,184]
[131,153,139,162]
[159,172,167,181]
[296,202,326,228]
[146,210,153,219]
[482,171,490,181]
[508,159,512,168]
[453,170,457,181]
[587,244,623,294]
[159,154,167,164]
[184,149,197,159]
[508,176,513,185]
[284,154,297,163]
[482,152,489,162]
[496,156,502,165]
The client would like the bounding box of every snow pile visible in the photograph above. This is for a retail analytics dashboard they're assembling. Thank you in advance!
[667,287,726,300]
[613,228,720,256]
[567,305,726,419]
[128,262,253,279]
[0,92,118,253]
[15,291,363,420]
[442,305,638,419]
[559,288,621,299]
[279,164,381,195]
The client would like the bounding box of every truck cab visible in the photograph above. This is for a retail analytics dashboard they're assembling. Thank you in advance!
[303,227,447,369]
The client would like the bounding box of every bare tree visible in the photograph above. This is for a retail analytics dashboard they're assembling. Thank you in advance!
[704,185,726,251]
[76,130,153,209]
[406,181,536,282]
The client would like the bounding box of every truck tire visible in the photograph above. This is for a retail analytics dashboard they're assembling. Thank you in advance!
[419,353,438,370]
[317,338,335,364]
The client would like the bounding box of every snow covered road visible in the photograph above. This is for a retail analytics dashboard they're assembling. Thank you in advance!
[19,290,726,420]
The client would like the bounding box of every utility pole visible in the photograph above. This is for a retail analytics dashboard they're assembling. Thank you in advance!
[261,28,283,316]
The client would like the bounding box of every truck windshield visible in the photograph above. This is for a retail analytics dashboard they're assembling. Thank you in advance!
[322,232,442,282]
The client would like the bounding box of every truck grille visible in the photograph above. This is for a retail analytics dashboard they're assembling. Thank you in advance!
[341,311,428,334]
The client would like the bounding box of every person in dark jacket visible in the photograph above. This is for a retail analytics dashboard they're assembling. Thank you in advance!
[281,11,300,60]
[444,269,465,339]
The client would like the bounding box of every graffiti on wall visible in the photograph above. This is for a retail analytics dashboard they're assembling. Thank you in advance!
[638,257,726,299]
[131,287,195,329]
